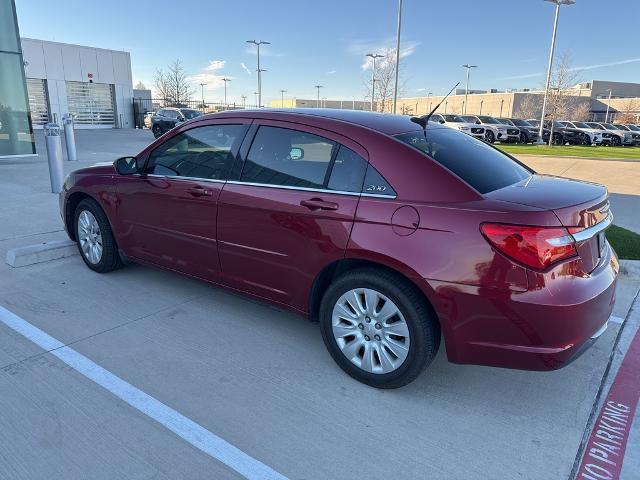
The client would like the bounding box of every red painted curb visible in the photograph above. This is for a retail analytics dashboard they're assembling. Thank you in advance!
[576,326,640,480]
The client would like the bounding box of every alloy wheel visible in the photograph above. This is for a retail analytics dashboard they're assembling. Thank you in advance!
[331,288,410,374]
[77,210,103,265]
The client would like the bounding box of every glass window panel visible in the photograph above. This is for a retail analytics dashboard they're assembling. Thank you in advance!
[0,52,35,156]
[0,0,20,53]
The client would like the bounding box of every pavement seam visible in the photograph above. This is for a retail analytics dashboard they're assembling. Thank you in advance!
[569,288,640,479]
[0,293,209,372]
[0,229,65,243]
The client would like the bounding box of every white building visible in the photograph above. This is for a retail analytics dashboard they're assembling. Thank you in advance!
[21,38,134,128]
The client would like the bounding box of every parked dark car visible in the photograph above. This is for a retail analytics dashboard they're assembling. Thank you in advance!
[527,119,587,145]
[151,107,203,138]
[497,118,540,143]
[60,109,618,388]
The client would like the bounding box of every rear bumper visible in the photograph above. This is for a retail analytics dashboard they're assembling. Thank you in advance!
[428,244,619,371]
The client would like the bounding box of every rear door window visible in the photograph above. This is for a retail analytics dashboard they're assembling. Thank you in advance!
[327,146,367,193]
[242,126,337,188]
[395,128,531,194]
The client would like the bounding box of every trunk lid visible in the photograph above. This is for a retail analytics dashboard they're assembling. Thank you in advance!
[486,175,610,273]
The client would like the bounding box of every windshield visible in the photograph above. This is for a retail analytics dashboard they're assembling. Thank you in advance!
[511,119,532,127]
[626,125,640,131]
[496,119,513,125]
[443,114,465,122]
[613,125,630,131]
[586,123,602,129]
[573,122,589,128]
[602,123,618,130]
[461,115,479,123]
[395,128,531,194]
[477,116,500,124]
[180,109,203,119]
[528,119,540,127]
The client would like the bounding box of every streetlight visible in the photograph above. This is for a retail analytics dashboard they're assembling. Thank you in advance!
[500,98,504,117]
[314,85,323,108]
[366,53,384,112]
[246,40,270,108]
[254,91,259,107]
[241,95,247,108]
[280,89,287,108]
[221,78,231,106]
[462,64,478,114]
[538,0,575,144]
[199,83,207,108]
[605,89,612,122]
[392,0,403,114]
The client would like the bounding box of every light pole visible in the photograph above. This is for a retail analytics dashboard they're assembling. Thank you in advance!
[199,83,207,108]
[538,0,575,144]
[221,78,231,106]
[246,40,270,108]
[462,64,478,114]
[605,89,612,122]
[241,95,247,108]
[479,99,484,115]
[314,85,323,108]
[366,53,384,112]
[392,0,403,114]
[280,89,287,108]
[500,98,504,117]
[254,91,259,107]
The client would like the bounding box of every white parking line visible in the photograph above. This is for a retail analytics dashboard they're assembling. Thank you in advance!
[0,306,289,480]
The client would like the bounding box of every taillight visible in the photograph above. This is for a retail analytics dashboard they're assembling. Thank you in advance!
[481,223,578,270]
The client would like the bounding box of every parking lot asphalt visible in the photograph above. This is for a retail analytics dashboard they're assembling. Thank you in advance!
[1,129,639,479]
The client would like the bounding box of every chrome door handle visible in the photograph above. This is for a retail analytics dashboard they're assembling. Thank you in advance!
[300,198,339,211]
[188,186,212,197]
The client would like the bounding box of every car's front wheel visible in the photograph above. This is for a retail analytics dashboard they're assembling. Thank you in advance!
[611,136,621,146]
[74,198,122,273]
[319,268,440,388]
[484,130,495,144]
[519,132,528,144]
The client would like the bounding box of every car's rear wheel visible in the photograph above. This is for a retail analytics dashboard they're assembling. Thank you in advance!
[581,135,592,146]
[484,130,495,144]
[74,198,122,273]
[611,136,621,146]
[319,268,440,389]
[152,124,162,138]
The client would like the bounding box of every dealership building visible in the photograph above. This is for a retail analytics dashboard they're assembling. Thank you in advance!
[1,0,134,158]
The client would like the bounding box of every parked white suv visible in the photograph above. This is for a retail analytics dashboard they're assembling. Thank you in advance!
[585,122,633,146]
[613,124,640,146]
[559,121,604,145]
[461,115,519,144]
[430,114,486,140]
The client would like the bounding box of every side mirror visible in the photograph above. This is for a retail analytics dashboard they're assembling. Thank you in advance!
[114,156,139,175]
[177,116,186,122]
[439,120,445,124]
[476,121,481,124]
[290,147,304,160]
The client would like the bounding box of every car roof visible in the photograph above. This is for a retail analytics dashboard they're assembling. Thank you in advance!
[199,108,427,135]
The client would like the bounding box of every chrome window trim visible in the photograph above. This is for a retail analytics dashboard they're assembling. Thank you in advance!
[144,173,227,184]
[572,213,613,243]
[225,180,397,199]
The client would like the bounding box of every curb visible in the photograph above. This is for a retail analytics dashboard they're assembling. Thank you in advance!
[6,239,78,267]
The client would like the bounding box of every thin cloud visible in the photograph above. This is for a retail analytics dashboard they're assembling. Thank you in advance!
[205,60,226,71]
[326,70,337,75]
[240,62,252,75]
[347,37,420,70]
[502,57,640,80]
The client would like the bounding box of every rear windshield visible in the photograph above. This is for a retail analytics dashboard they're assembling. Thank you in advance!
[395,128,532,194]
[180,109,202,119]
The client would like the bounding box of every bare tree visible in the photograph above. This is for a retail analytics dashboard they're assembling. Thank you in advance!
[153,68,171,104]
[514,94,543,120]
[546,52,581,122]
[616,99,639,124]
[153,60,194,106]
[134,81,147,90]
[571,102,592,122]
[364,49,406,113]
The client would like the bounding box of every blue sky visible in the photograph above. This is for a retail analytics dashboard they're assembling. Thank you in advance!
[15,0,640,104]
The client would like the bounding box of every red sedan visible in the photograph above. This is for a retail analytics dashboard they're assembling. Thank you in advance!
[60,109,618,388]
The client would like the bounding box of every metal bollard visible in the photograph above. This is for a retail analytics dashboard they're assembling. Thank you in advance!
[44,123,64,193]
[62,114,77,161]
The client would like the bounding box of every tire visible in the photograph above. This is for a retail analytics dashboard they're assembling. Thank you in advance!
[519,132,528,144]
[581,135,592,146]
[152,124,162,138]
[484,130,495,144]
[74,198,122,273]
[611,136,621,147]
[552,133,563,145]
[319,268,440,389]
